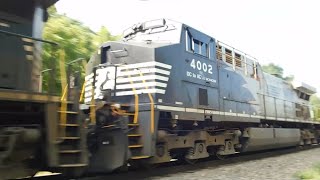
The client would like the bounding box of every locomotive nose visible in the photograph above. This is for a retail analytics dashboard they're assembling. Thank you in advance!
[84,65,116,104]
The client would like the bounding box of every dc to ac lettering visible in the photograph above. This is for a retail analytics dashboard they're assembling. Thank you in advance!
[186,71,216,83]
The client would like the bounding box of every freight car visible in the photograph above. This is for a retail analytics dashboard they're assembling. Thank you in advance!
[0,0,88,179]
[82,19,319,173]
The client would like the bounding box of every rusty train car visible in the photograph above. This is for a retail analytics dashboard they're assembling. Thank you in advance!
[0,0,319,178]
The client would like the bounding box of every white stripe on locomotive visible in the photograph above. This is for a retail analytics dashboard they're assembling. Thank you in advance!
[84,62,172,103]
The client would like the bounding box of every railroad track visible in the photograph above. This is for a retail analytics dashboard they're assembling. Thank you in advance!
[23,145,319,180]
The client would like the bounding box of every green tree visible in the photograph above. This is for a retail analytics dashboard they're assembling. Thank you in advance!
[262,63,284,78]
[310,95,320,120]
[283,75,294,82]
[41,7,118,94]
[93,26,121,47]
[262,63,294,81]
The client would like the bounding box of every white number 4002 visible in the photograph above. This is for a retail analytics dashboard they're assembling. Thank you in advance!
[190,59,213,74]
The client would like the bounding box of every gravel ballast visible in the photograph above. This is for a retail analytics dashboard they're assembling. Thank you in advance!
[150,148,320,180]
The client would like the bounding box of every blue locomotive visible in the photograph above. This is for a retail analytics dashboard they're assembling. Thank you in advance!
[83,19,319,172]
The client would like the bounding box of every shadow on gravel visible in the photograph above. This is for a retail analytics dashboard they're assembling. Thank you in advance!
[79,146,314,180]
[27,146,315,180]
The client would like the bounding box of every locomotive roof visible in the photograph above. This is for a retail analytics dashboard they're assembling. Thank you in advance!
[122,19,259,64]
[120,19,317,94]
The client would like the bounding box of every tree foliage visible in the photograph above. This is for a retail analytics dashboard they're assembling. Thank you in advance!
[262,63,284,78]
[41,7,119,94]
[311,95,320,120]
[262,63,294,82]
[93,26,121,47]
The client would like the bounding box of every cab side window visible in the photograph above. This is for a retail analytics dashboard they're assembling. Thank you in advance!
[185,29,211,58]
[185,30,193,52]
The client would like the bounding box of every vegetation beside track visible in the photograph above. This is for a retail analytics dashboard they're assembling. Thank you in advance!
[297,164,320,180]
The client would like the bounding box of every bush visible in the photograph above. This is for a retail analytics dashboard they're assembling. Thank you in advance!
[297,164,320,180]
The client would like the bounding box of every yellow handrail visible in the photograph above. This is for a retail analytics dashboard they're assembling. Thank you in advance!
[125,68,139,124]
[79,81,86,103]
[138,71,155,134]
[59,50,67,137]
[90,85,96,124]
[60,84,68,101]
[59,50,67,97]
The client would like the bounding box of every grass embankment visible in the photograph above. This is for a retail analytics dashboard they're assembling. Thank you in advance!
[297,164,320,180]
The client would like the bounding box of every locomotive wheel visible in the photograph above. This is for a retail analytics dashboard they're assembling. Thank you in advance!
[216,153,228,160]
[184,158,199,165]
[115,164,129,172]
[130,161,158,170]
[144,163,159,170]
[62,167,86,178]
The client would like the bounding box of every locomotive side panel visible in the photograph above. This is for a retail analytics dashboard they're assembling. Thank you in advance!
[262,72,315,122]
[0,7,33,90]
[0,0,49,92]
[217,58,263,121]
[153,26,220,121]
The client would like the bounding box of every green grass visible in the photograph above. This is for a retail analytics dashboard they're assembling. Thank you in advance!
[297,164,320,180]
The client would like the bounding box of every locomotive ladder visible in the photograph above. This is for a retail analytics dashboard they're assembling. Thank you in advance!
[56,51,88,169]
[124,69,155,160]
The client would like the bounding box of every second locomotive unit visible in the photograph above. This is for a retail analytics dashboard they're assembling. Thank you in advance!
[83,19,319,172]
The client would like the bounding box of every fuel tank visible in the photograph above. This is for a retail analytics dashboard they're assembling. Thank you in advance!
[242,128,300,152]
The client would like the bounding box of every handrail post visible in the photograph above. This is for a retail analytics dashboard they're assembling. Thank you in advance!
[39,68,52,93]
[122,66,139,124]
[138,71,155,134]
[67,64,72,101]
[79,59,87,103]
[232,49,236,70]
[90,85,96,125]
[48,46,58,94]
[89,67,97,125]
[59,50,67,137]
[66,58,86,102]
